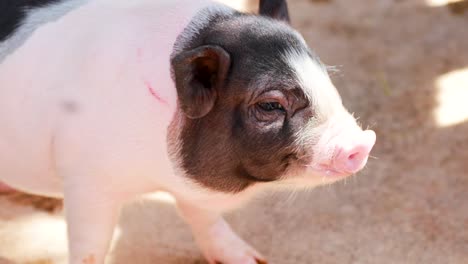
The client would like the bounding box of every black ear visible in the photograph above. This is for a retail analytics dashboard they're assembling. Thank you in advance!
[171,45,231,119]
[259,0,290,23]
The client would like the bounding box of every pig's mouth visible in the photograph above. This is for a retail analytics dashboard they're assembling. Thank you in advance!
[306,164,354,178]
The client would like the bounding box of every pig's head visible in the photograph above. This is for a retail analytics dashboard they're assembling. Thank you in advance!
[168,0,376,194]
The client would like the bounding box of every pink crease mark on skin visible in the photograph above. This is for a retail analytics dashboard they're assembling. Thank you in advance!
[137,48,169,106]
[144,80,168,106]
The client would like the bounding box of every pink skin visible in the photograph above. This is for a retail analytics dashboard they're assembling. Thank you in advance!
[331,130,376,174]
[316,130,376,178]
[0,77,170,195]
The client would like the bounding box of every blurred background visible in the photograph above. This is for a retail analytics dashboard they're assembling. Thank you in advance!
[1,0,467,263]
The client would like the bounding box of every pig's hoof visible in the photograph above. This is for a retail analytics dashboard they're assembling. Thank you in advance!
[254,258,268,264]
[5,192,63,213]
[212,255,268,264]
[0,182,15,194]
[196,220,267,264]
[204,236,267,264]
[207,243,267,264]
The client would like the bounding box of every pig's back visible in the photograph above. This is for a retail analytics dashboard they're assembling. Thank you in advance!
[0,0,212,197]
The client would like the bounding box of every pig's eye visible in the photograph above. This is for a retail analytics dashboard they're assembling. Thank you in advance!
[257,102,285,112]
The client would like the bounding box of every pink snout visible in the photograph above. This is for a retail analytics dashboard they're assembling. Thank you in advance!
[332,130,376,174]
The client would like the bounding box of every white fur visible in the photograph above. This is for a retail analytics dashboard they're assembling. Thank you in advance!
[283,48,344,120]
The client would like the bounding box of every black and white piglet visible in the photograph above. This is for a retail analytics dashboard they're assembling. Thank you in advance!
[0,0,376,263]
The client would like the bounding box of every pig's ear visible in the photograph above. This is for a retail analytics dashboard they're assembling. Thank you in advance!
[259,0,290,23]
[171,45,230,119]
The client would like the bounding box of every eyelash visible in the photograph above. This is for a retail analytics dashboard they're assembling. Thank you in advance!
[257,102,285,112]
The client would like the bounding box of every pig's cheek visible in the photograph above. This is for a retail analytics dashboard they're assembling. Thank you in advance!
[166,110,185,161]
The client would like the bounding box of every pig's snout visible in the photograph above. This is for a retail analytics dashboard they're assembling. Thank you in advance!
[332,130,376,174]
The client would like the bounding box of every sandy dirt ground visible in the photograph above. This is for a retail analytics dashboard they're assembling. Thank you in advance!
[1,0,468,263]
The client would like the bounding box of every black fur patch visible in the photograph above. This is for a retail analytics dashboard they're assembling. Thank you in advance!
[0,0,62,42]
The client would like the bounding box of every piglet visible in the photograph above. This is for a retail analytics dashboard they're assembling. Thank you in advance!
[0,0,376,263]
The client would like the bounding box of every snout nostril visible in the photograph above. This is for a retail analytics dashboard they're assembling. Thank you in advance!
[348,152,359,161]
[331,130,375,175]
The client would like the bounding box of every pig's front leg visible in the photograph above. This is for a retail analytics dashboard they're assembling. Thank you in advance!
[177,200,267,264]
[64,178,123,264]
